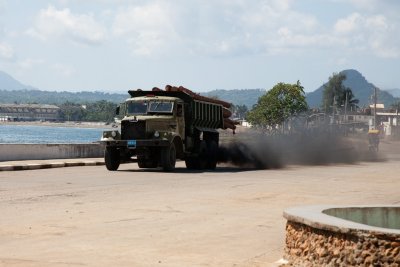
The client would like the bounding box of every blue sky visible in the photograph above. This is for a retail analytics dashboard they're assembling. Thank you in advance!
[0,0,399,93]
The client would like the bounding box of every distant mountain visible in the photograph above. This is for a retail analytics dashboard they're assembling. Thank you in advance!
[0,70,35,90]
[385,88,400,98]
[0,89,129,105]
[0,70,129,104]
[306,69,397,108]
[0,70,265,106]
[203,89,265,108]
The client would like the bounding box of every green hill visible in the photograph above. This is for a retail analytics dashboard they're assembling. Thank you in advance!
[0,70,129,104]
[385,88,400,97]
[306,69,397,108]
[0,89,129,105]
[203,89,265,108]
[2,69,397,109]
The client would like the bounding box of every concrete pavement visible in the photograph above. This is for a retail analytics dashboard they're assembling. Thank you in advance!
[1,160,400,267]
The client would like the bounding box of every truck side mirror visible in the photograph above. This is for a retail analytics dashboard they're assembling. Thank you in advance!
[115,106,120,115]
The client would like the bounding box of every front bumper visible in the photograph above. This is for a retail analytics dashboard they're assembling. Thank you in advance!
[102,139,170,149]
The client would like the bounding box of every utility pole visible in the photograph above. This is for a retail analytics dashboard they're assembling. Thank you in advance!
[344,91,348,123]
[332,95,336,124]
[374,87,377,129]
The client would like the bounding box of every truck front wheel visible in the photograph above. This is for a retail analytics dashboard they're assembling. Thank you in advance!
[161,142,176,171]
[105,147,120,171]
[138,156,158,168]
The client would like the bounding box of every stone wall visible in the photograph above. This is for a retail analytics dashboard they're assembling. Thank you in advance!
[284,221,400,266]
[0,144,104,161]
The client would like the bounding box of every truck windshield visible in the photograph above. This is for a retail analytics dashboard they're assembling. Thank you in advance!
[127,101,148,115]
[148,101,174,114]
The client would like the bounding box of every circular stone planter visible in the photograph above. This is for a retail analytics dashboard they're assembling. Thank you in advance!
[283,205,400,266]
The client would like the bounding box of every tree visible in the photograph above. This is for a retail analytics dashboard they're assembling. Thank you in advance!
[59,101,86,121]
[83,100,117,123]
[390,101,400,112]
[59,100,117,122]
[342,88,359,111]
[232,104,248,119]
[322,72,359,112]
[247,81,308,129]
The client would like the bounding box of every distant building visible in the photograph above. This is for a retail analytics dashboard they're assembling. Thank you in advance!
[369,103,385,111]
[0,104,60,121]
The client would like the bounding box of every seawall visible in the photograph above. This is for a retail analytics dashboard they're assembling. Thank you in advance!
[0,143,104,161]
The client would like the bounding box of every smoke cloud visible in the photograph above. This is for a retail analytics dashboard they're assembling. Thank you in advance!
[217,128,383,169]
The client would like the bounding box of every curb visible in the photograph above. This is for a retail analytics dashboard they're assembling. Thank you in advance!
[0,161,105,172]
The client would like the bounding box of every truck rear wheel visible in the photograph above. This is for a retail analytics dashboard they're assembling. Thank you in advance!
[161,142,176,171]
[197,140,208,169]
[185,157,198,169]
[105,147,120,171]
[206,140,218,170]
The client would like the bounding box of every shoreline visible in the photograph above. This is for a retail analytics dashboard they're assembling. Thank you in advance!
[0,121,116,129]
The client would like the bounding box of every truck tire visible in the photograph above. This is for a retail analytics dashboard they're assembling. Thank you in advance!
[185,157,198,169]
[161,142,176,171]
[105,147,120,171]
[184,141,209,170]
[206,140,218,170]
[138,156,158,168]
[197,140,208,169]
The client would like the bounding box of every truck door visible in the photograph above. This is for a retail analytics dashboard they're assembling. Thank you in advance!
[176,103,185,139]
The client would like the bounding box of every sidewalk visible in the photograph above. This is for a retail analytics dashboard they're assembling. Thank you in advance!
[0,158,104,171]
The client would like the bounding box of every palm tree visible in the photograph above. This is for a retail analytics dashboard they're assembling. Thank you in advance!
[342,88,359,112]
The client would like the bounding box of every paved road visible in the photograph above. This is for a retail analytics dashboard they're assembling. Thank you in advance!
[1,151,400,266]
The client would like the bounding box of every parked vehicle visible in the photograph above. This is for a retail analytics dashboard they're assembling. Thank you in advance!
[368,129,380,152]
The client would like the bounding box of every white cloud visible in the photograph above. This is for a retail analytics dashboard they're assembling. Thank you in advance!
[275,28,340,47]
[27,5,107,45]
[333,12,400,58]
[18,58,45,69]
[348,0,400,13]
[228,1,325,55]
[0,1,5,14]
[365,15,389,30]
[349,0,377,10]
[334,13,362,34]
[52,63,75,77]
[22,0,398,61]
[336,57,349,66]
[112,2,178,56]
[0,42,14,59]
[109,0,325,57]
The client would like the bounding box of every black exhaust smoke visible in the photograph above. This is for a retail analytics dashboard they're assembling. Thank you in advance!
[217,128,372,169]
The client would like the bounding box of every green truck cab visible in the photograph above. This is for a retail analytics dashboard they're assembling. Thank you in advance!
[101,88,226,171]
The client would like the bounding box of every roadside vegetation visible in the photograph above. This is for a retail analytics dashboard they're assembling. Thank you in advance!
[59,100,117,123]
[246,81,309,129]
[322,72,359,113]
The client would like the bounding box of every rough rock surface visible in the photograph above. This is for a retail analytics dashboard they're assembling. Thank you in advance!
[284,221,400,266]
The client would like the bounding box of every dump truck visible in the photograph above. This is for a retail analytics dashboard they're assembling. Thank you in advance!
[101,85,236,171]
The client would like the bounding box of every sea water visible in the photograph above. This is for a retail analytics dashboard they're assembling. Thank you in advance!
[0,124,108,144]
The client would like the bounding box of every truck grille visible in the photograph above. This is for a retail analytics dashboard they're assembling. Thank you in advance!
[121,120,146,140]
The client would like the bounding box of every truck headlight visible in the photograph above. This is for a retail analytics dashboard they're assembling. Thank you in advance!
[111,131,117,137]
[154,131,160,138]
